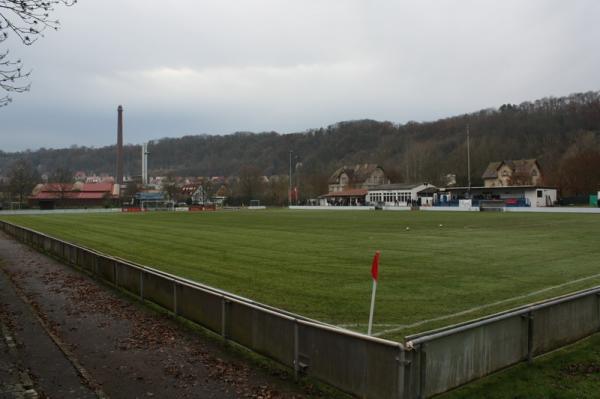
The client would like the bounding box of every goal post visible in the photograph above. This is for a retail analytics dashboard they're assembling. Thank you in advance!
[248,199,266,210]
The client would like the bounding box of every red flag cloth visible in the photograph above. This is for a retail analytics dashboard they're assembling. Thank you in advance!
[371,251,380,281]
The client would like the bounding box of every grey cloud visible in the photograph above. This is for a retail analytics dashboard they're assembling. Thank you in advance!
[2,0,600,151]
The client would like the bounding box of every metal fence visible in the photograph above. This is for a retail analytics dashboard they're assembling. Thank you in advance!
[1,219,599,398]
[0,220,406,399]
[0,208,122,216]
[403,286,600,398]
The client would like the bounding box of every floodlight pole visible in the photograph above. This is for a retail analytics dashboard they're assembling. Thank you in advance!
[288,150,293,206]
[295,155,301,206]
[467,123,471,196]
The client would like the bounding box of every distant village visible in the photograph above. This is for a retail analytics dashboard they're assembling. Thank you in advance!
[1,106,599,211]
[2,156,599,212]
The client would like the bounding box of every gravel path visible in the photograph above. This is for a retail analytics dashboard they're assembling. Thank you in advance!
[0,232,326,399]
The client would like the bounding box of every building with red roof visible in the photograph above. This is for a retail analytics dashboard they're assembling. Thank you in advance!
[29,182,120,209]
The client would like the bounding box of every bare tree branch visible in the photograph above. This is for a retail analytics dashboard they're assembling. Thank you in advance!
[0,0,76,106]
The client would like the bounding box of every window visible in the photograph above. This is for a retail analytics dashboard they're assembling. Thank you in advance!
[537,190,542,198]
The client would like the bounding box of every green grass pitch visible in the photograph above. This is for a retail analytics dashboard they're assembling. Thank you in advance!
[2,210,600,341]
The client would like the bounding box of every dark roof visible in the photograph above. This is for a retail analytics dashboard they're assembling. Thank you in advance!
[328,164,382,185]
[511,159,540,175]
[370,183,428,190]
[418,187,439,195]
[328,166,351,184]
[320,189,368,198]
[481,161,502,179]
[482,159,540,180]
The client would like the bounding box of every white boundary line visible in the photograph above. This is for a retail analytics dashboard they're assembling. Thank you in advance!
[371,271,600,337]
[337,323,400,328]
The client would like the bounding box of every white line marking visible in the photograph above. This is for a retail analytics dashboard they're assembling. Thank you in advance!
[373,272,600,337]
[337,323,401,328]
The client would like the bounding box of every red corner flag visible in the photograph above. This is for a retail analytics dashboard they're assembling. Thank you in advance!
[371,251,380,281]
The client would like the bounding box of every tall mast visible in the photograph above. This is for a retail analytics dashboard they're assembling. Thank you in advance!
[288,150,292,206]
[467,123,471,193]
[116,105,124,185]
[142,142,149,185]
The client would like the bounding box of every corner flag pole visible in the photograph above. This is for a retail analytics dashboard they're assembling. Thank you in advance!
[368,251,380,336]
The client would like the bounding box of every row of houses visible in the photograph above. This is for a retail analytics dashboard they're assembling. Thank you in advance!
[21,158,584,209]
[320,160,558,208]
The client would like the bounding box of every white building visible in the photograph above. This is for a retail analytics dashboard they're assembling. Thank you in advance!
[367,183,436,206]
[439,186,557,207]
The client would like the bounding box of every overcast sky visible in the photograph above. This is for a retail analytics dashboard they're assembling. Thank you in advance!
[2,0,599,151]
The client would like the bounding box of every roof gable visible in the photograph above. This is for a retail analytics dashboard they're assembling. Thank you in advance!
[329,164,382,185]
[482,159,541,180]
[482,162,502,179]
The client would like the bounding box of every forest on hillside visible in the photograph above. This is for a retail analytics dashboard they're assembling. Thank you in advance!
[1,91,600,201]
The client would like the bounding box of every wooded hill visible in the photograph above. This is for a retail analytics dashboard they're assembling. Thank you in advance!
[2,91,600,197]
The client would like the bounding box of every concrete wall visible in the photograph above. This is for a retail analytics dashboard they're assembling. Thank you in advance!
[405,287,600,398]
[0,208,122,216]
[289,206,375,211]
[420,206,480,212]
[505,207,600,214]
[382,206,411,211]
[0,220,403,399]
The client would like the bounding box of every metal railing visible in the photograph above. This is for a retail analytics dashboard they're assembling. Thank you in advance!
[0,220,405,399]
[403,285,600,398]
[2,219,599,398]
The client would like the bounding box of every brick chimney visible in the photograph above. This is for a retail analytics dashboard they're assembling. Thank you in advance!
[116,105,124,186]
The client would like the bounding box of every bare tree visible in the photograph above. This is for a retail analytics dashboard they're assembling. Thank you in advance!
[559,149,600,196]
[199,178,213,204]
[1,0,76,106]
[48,166,73,207]
[236,165,264,203]
[7,158,39,204]
[162,172,180,202]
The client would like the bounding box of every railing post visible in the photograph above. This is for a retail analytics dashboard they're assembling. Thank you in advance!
[114,262,118,286]
[596,293,600,332]
[221,297,228,339]
[173,281,178,315]
[396,346,407,399]
[522,311,534,364]
[418,344,427,399]
[293,320,299,380]
[140,270,144,302]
